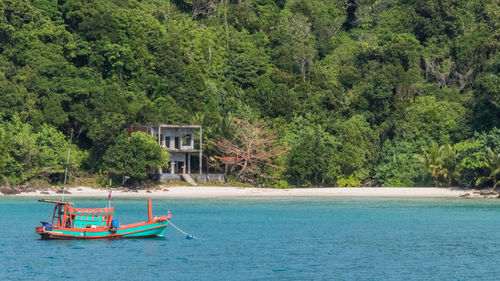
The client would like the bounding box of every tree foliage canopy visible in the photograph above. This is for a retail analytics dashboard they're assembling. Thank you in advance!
[103,131,169,182]
[0,0,498,187]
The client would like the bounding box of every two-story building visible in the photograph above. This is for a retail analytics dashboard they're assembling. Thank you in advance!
[128,124,202,177]
[128,124,225,184]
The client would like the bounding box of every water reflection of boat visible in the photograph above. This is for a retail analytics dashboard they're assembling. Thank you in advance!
[35,199,170,239]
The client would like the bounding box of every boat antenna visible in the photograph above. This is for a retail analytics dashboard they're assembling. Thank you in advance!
[108,189,112,208]
[62,128,74,201]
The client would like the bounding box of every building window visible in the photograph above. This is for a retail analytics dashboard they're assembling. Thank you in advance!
[183,134,192,147]
[175,137,180,149]
[165,136,170,148]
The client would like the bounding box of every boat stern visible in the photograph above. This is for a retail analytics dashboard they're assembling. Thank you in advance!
[35,225,54,239]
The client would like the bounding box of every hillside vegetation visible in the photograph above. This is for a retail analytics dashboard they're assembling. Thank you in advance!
[0,0,499,188]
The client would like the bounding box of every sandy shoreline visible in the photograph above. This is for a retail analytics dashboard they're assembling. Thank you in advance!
[3,186,480,198]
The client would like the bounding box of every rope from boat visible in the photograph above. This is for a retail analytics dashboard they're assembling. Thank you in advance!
[169,221,197,239]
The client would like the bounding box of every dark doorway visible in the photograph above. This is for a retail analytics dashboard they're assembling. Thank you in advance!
[190,155,200,174]
[177,161,185,173]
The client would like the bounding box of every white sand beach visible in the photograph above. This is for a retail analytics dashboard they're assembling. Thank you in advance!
[9,186,477,198]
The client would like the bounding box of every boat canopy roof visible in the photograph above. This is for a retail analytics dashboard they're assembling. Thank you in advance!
[38,199,71,204]
[38,199,113,215]
[69,207,114,215]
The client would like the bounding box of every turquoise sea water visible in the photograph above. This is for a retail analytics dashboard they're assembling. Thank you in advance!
[1,197,500,280]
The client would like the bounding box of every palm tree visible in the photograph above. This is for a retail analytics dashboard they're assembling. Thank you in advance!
[438,144,461,187]
[418,142,442,187]
[191,114,236,174]
[476,148,500,190]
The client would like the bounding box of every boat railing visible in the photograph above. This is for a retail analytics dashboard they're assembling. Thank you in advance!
[69,207,114,214]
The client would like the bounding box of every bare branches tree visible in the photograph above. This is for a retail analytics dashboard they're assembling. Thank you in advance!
[192,0,217,19]
[424,58,453,88]
[456,69,473,90]
[214,118,286,183]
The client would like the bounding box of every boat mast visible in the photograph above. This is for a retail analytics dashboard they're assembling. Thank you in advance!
[62,128,74,201]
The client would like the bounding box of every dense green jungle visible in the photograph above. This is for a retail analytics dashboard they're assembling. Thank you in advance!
[0,0,498,188]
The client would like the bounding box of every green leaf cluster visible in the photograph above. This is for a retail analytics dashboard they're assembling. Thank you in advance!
[0,115,86,185]
[103,131,169,182]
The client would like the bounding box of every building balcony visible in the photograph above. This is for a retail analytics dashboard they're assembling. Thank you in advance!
[161,146,201,153]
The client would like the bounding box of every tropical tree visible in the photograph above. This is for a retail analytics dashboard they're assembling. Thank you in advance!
[418,142,442,187]
[438,144,461,187]
[103,132,169,184]
[191,113,236,173]
[287,124,340,186]
[476,148,500,190]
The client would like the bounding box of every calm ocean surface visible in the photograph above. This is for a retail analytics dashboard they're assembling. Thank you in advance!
[1,197,500,280]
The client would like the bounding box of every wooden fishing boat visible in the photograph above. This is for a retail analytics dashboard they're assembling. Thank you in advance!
[35,199,170,239]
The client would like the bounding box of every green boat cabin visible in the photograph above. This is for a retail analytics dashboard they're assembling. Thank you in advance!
[40,199,114,230]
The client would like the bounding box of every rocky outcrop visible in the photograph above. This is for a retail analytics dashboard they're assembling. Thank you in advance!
[0,186,21,195]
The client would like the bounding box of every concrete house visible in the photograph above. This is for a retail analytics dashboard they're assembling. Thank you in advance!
[128,124,225,184]
[128,124,202,183]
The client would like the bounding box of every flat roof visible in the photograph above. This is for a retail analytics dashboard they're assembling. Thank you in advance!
[131,124,201,128]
